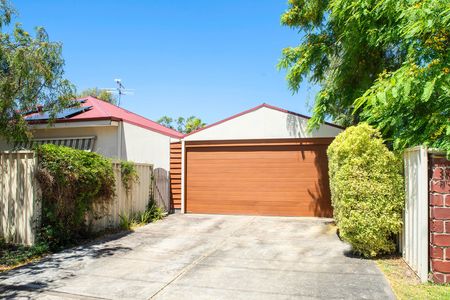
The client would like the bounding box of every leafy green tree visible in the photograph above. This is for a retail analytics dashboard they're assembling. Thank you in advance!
[175,117,186,132]
[0,1,75,142]
[156,116,174,129]
[185,116,206,134]
[156,115,205,134]
[78,87,117,105]
[279,0,450,152]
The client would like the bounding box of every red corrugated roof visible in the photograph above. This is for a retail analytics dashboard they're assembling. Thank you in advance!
[28,96,183,138]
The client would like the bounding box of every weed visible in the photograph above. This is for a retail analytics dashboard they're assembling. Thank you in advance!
[0,238,49,271]
[119,201,165,230]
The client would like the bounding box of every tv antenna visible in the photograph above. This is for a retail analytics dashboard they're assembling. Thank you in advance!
[101,79,134,106]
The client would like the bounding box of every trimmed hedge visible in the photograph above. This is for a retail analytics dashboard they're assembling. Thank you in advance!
[327,123,404,257]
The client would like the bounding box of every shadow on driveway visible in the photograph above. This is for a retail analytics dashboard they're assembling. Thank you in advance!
[0,214,395,300]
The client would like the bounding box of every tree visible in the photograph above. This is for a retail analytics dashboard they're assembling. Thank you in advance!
[78,87,117,105]
[0,1,75,142]
[156,116,206,134]
[175,117,185,132]
[185,116,206,134]
[279,0,450,152]
[156,116,174,129]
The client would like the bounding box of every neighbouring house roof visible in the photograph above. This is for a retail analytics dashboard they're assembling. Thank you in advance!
[25,96,183,138]
[183,103,344,137]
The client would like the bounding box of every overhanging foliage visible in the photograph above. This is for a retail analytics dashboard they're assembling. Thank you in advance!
[279,0,450,152]
[36,144,115,250]
[0,1,75,142]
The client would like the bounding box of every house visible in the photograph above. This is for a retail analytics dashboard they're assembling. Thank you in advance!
[170,103,343,216]
[0,99,343,216]
[0,96,183,172]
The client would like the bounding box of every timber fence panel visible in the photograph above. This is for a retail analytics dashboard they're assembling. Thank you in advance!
[0,151,39,245]
[1,151,155,244]
[153,168,170,212]
[403,146,429,282]
[89,162,154,232]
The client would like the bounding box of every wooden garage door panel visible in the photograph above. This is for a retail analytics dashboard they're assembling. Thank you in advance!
[188,193,319,199]
[186,144,332,217]
[188,166,320,174]
[187,203,322,217]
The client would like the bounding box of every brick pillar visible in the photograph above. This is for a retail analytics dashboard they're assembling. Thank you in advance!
[429,154,450,284]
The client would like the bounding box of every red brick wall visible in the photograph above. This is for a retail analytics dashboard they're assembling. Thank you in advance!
[429,154,450,283]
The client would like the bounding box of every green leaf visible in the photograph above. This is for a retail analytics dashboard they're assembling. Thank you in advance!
[422,78,436,102]
[279,0,450,154]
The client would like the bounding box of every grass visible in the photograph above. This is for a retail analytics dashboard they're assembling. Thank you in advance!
[0,239,49,272]
[376,256,450,300]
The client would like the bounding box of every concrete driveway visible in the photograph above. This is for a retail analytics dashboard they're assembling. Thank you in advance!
[1,214,395,299]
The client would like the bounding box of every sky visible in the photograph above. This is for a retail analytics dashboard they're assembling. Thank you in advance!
[13,0,318,124]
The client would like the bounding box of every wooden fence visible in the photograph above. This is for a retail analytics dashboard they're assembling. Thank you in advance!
[403,146,429,282]
[89,162,154,231]
[0,151,40,245]
[0,151,155,245]
[152,168,170,212]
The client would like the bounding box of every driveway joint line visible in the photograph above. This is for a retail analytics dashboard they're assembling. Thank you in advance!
[168,282,353,300]
[148,216,257,299]
[193,262,386,276]
[44,290,112,300]
[1,215,395,300]
[66,273,170,285]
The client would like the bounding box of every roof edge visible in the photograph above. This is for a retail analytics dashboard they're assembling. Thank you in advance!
[183,104,266,138]
[183,103,344,137]
[26,116,121,125]
[28,116,183,139]
[122,119,183,139]
[26,96,184,138]
[261,103,345,130]
[86,96,183,138]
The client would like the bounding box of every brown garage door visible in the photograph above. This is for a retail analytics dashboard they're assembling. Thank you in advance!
[185,139,333,217]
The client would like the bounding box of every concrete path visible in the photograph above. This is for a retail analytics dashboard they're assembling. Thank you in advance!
[0,214,395,299]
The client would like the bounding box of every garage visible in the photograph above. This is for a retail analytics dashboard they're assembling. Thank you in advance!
[185,139,333,217]
[170,103,343,217]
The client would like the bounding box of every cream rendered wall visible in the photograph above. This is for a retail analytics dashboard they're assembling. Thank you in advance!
[0,122,175,169]
[184,106,342,141]
[121,122,172,170]
[0,126,119,158]
[32,126,119,158]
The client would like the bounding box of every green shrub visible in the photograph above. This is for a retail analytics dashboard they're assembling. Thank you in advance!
[119,200,165,230]
[120,161,139,193]
[0,238,49,267]
[327,123,404,257]
[36,144,115,250]
[119,213,138,231]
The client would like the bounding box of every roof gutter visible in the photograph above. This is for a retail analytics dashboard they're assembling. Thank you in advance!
[28,116,183,139]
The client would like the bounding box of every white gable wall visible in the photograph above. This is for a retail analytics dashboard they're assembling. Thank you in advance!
[33,126,119,158]
[121,122,174,170]
[184,106,342,141]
